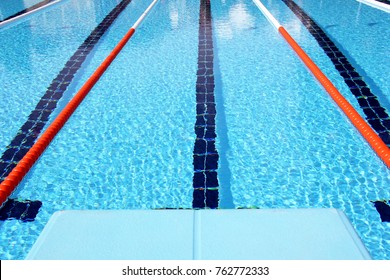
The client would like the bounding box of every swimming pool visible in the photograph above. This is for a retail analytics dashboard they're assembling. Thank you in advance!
[0,0,389,260]
[0,0,59,22]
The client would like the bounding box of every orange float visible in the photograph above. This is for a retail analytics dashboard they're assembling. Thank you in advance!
[252,0,390,168]
[278,27,390,167]
[0,0,160,208]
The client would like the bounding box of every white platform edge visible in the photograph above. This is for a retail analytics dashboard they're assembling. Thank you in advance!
[26,209,372,260]
[357,0,390,13]
[335,210,372,259]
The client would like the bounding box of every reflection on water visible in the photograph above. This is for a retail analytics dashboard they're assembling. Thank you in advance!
[229,2,255,29]
[169,0,179,29]
[215,1,255,39]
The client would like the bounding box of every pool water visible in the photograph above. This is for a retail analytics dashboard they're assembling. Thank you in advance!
[0,0,389,260]
[0,0,56,22]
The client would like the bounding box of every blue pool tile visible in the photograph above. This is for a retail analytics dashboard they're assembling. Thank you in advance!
[367,98,381,108]
[379,132,390,144]
[196,114,215,126]
[205,140,217,154]
[345,79,359,88]
[375,108,388,119]
[335,64,346,71]
[0,199,42,222]
[193,154,219,171]
[28,110,50,122]
[363,108,379,119]
[0,162,16,179]
[9,133,27,147]
[369,119,386,132]
[361,87,375,97]
[282,0,390,147]
[0,161,9,173]
[205,103,216,114]
[204,127,217,139]
[194,126,217,139]
[196,83,214,93]
[30,122,45,135]
[205,154,219,170]
[205,189,219,208]
[350,88,365,97]
[357,97,379,108]
[193,172,206,188]
[2,148,18,162]
[193,155,207,171]
[193,139,217,155]
[205,171,219,188]
[194,139,207,154]
[22,135,36,148]
[14,148,29,162]
[197,68,213,76]
[196,93,215,103]
[192,189,206,208]
[196,104,206,114]
[193,0,219,209]
[197,76,206,84]
[0,0,133,186]
[20,121,35,133]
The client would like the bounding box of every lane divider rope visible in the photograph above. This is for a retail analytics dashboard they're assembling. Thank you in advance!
[252,0,390,168]
[0,0,133,184]
[0,0,160,208]
[0,0,62,27]
[282,0,390,147]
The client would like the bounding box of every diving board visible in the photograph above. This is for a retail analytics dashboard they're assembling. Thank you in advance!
[26,209,371,260]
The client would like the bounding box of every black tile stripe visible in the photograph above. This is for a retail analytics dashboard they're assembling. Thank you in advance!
[282,0,390,146]
[193,0,219,209]
[0,0,132,183]
[0,199,42,222]
[0,0,56,23]
[375,0,390,5]
[372,200,390,222]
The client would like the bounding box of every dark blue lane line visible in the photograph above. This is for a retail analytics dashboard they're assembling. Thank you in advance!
[0,0,132,188]
[375,0,390,5]
[372,200,390,222]
[0,0,56,23]
[193,0,219,209]
[282,0,390,146]
[0,199,42,222]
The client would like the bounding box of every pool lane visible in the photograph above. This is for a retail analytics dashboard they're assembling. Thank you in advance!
[282,0,390,147]
[0,0,133,200]
[193,0,219,209]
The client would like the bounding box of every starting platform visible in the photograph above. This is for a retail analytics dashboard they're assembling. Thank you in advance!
[26,208,371,260]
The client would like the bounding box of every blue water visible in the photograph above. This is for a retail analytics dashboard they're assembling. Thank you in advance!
[0,0,52,21]
[0,0,389,259]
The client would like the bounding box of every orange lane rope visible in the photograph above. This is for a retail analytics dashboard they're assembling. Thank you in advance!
[0,27,134,206]
[253,0,390,168]
[0,0,160,207]
[278,27,390,168]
